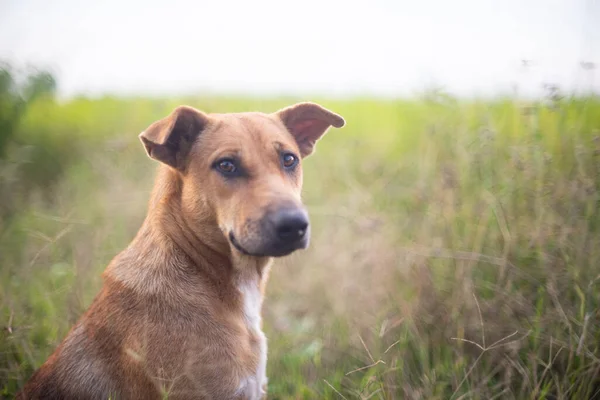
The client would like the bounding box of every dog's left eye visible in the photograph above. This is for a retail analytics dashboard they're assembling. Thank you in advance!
[282,153,298,169]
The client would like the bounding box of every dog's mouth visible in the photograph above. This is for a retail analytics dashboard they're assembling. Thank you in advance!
[228,231,308,258]
[228,231,262,257]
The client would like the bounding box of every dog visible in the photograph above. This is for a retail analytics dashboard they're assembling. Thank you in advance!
[16,102,345,399]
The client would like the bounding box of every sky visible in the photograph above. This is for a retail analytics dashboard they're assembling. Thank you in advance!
[0,0,599,98]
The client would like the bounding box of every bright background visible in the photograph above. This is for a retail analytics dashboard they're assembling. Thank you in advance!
[1,0,599,98]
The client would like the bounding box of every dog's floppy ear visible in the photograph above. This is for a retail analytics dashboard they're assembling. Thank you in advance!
[275,102,345,157]
[139,106,209,170]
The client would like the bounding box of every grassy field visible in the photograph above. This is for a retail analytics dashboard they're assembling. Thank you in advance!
[1,86,600,399]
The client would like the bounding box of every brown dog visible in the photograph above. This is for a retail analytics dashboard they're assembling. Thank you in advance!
[17,102,345,399]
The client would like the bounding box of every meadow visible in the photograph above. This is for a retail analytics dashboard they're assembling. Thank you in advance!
[1,67,600,399]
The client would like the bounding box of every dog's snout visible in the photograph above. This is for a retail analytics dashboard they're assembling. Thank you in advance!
[232,206,311,257]
[272,208,309,242]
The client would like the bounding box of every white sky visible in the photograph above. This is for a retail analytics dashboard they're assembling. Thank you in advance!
[1,0,599,98]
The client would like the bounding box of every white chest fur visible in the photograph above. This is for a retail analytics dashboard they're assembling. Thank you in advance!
[236,281,268,399]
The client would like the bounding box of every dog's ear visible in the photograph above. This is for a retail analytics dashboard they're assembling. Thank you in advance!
[275,102,345,157]
[139,106,209,170]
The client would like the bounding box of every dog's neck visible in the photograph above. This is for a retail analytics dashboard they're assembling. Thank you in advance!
[120,166,271,297]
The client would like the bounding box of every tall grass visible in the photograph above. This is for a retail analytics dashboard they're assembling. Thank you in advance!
[1,86,600,399]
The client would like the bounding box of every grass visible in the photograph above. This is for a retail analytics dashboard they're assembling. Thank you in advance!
[1,91,600,399]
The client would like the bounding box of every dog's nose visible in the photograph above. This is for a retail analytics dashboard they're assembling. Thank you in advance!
[272,208,309,242]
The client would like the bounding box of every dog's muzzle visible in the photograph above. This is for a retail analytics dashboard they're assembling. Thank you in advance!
[229,207,310,257]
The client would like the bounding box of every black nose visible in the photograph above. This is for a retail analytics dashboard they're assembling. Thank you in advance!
[272,208,309,242]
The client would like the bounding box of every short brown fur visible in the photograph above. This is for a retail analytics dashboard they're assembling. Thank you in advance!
[17,103,344,400]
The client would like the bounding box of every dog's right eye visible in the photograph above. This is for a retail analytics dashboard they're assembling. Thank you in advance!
[215,159,238,175]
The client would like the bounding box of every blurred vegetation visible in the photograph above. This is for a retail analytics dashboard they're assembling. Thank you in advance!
[0,62,58,225]
[1,61,600,399]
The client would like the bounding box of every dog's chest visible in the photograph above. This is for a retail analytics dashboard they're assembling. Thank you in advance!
[236,282,268,399]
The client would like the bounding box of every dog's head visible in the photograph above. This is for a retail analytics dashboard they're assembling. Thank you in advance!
[139,103,345,258]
